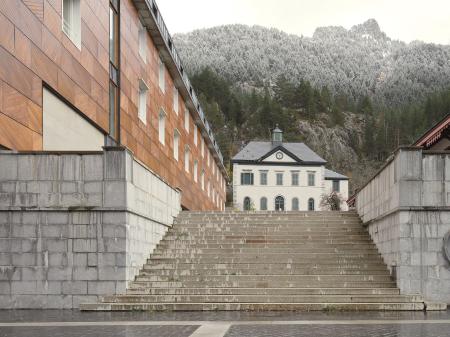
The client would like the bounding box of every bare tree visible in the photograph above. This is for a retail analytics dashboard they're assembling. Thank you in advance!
[320,192,343,211]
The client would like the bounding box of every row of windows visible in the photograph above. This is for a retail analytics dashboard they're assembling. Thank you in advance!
[243,197,315,211]
[62,0,225,204]
[241,171,316,186]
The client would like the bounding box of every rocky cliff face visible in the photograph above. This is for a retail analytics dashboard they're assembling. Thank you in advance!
[294,113,380,192]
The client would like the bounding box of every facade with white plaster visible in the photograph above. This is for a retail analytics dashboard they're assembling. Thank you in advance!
[232,127,349,211]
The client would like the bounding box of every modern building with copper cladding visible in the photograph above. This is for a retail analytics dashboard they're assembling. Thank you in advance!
[0,0,227,212]
[0,0,229,308]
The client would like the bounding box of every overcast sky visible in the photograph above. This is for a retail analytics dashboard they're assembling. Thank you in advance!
[156,0,450,45]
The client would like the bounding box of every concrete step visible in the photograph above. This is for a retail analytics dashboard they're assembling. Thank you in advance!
[80,302,425,311]
[134,274,394,283]
[157,243,377,249]
[139,269,391,277]
[162,237,374,243]
[129,281,397,288]
[125,287,401,296]
[154,245,378,255]
[100,294,423,304]
[148,257,386,264]
[143,262,389,271]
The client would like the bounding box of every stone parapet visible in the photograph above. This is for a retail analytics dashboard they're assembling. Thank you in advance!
[0,148,180,308]
[356,148,450,304]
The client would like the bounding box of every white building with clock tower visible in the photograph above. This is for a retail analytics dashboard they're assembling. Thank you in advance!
[232,126,349,211]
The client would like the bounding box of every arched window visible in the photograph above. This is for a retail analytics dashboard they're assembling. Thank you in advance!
[308,198,315,211]
[260,197,268,210]
[275,195,285,211]
[292,197,299,211]
[243,197,251,211]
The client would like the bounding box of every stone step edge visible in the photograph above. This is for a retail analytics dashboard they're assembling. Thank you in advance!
[79,302,426,311]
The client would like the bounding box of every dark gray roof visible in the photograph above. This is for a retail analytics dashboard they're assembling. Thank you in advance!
[325,168,348,180]
[232,141,327,164]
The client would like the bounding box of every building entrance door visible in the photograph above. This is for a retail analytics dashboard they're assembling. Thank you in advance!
[275,196,285,211]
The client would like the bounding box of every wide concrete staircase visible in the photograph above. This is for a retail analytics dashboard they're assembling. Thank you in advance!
[81,211,426,311]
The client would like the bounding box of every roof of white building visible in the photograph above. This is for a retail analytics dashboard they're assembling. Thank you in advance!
[324,168,348,180]
[232,141,327,164]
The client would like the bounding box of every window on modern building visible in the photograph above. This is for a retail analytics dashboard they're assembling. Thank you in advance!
[241,172,254,185]
[194,160,198,182]
[173,130,180,161]
[158,109,165,145]
[138,21,147,63]
[184,108,190,132]
[243,197,251,211]
[158,57,165,92]
[201,170,205,190]
[108,0,119,140]
[332,180,340,192]
[308,172,315,186]
[292,197,299,211]
[201,137,205,157]
[194,125,198,145]
[173,86,179,114]
[62,0,81,48]
[291,171,299,186]
[276,172,283,186]
[208,180,211,197]
[308,198,315,211]
[260,171,268,185]
[138,79,148,124]
[260,197,268,210]
[184,146,190,173]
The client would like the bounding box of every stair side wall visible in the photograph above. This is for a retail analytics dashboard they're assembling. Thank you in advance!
[0,148,180,309]
[356,148,450,304]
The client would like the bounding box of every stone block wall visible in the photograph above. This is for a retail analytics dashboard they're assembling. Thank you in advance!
[356,148,450,304]
[0,148,180,308]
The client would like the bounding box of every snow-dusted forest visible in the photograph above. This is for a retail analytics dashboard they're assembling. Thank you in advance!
[174,19,450,107]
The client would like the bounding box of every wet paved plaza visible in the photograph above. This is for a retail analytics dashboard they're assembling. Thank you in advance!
[0,310,449,337]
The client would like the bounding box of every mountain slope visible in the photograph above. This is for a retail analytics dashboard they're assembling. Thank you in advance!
[173,20,450,106]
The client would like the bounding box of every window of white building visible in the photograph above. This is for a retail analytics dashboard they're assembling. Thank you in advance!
[308,198,315,211]
[260,171,268,185]
[260,197,268,210]
[276,172,283,186]
[63,0,81,48]
[241,172,254,185]
[291,171,299,186]
[332,180,340,192]
[292,197,299,210]
[308,172,315,186]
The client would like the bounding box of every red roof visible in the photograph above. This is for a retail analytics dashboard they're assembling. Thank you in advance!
[413,114,450,149]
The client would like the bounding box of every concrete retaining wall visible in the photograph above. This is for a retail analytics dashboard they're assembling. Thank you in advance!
[0,148,180,308]
[356,148,450,304]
